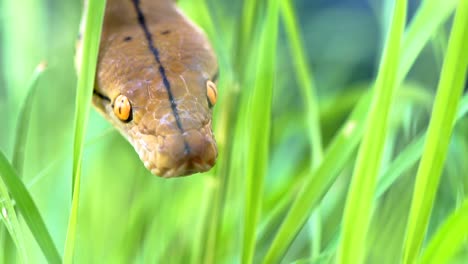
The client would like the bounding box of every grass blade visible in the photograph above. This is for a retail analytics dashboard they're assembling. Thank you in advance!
[398,0,458,81]
[281,0,323,256]
[0,173,26,263]
[419,198,468,264]
[63,1,106,263]
[402,1,468,262]
[307,93,468,261]
[0,150,61,263]
[336,1,406,261]
[263,94,371,264]
[241,0,280,263]
[263,0,455,261]
[12,62,48,177]
[376,94,468,198]
[281,0,322,165]
[235,0,261,74]
[1,61,47,263]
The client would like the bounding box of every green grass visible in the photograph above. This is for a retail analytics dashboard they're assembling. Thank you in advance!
[419,197,468,264]
[0,149,60,263]
[1,0,468,263]
[241,0,279,262]
[1,61,47,263]
[402,1,468,262]
[64,1,106,263]
[0,159,27,264]
[0,62,60,263]
[336,1,406,262]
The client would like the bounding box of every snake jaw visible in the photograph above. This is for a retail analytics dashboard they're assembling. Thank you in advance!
[130,120,217,178]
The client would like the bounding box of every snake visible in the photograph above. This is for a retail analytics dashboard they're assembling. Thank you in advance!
[79,0,219,177]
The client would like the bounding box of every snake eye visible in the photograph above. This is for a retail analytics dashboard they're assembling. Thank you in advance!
[206,80,217,108]
[113,94,132,122]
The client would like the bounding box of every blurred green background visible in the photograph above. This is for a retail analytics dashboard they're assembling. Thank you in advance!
[1,0,467,263]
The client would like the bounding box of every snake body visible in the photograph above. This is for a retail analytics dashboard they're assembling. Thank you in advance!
[89,0,218,177]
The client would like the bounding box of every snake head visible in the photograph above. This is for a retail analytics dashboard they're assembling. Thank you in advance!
[93,10,219,178]
[127,70,219,178]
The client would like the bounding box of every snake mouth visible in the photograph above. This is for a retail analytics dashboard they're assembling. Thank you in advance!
[132,121,217,178]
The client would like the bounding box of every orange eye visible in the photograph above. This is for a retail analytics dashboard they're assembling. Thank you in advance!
[206,80,217,107]
[113,94,132,122]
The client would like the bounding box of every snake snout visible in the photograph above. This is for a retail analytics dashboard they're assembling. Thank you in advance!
[182,128,217,172]
[142,122,217,178]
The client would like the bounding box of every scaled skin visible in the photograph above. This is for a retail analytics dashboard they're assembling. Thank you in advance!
[92,0,218,177]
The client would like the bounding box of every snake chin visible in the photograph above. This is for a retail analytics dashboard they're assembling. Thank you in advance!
[151,162,213,178]
[132,121,217,178]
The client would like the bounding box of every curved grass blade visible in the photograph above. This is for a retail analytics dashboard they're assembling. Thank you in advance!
[0,174,26,263]
[419,198,468,264]
[402,1,468,262]
[12,62,48,178]
[63,1,106,263]
[0,150,61,263]
[1,61,47,263]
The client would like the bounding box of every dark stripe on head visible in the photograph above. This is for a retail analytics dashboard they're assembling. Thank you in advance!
[93,89,111,102]
[131,0,190,154]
